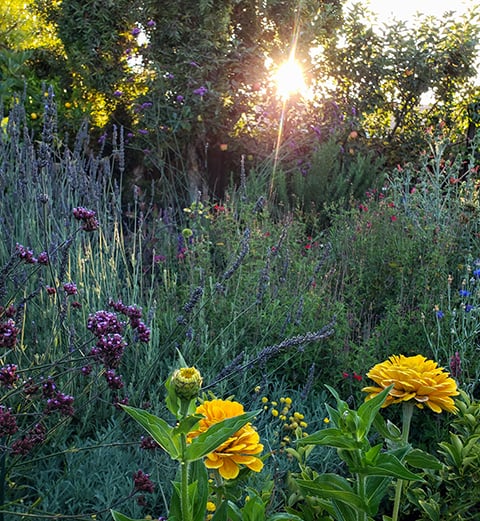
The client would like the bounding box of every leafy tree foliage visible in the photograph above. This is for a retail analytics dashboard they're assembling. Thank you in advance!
[4,0,480,202]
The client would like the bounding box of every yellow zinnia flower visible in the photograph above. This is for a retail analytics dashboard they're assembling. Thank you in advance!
[362,354,459,413]
[188,399,264,480]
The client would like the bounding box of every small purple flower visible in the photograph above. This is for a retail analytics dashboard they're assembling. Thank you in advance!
[133,470,155,493]
[449,351,461,378]
[63,282,78,296]
[465,304,474,312]
[131,26,141,37]
[473,268,480,278]
[0,319,19,349]
[138,129,149,135]
[189,61,199,67]
[15,243,37,264]
[176,94,184,103]
[88,310,124,337]
[141,102,153,109]
[45,392,75,416]
[104,369,124,390]
[193,86,208,96]
[37,251,49,265]
[147,19,156,27]
[459,289,471,297]
[436,309,445,319]
[113,90,123,97]
[11,424,46,455]
[0,364,19,387]
[98,133,107,144]
[165,73,174,80]
[0,406,18,437]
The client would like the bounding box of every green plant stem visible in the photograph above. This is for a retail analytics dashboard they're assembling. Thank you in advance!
[392,402,415,521]
[180,456,192,521]
[356,471,367,521]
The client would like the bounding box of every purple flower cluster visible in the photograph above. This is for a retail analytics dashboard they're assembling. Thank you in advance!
[104,369,124,389]
[193,85,208,96]
[15,243,37,264]
[11,424,46,455]
[140,436,160,450]
[63,282,78,295]
[0,318,19,349]
[45,392,75,416]
[0,406,18,437]
[90,331,126,370]
[73,207,99,232]
[0,363,19,387]
[450,351,461,378]
[109,300,151,342]
[133,470,155,493]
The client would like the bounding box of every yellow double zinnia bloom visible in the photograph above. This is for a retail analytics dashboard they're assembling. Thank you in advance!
[188,399,264,479]
[362,354,459,413]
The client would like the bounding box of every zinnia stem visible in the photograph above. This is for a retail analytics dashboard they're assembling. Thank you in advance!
[180,435,192,521]
[392,402,415,521]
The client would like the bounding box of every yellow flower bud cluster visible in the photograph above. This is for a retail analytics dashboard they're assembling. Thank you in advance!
[261,395,308,445]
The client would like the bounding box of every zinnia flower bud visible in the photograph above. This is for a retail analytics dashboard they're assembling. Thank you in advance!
[172,367,202,400]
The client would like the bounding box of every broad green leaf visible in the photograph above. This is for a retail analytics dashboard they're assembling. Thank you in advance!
[361,452,422,481]
[373,414,402,443]
[191,459,209,521]
[210,501,229,521]
[121,405,180,459]
[418,499,441,521]
[185,410,260,462]
[242,492,265,521]
[268,514,304,521]
[298,428,360,450]
[110,511,144,521]
[356,385,393,439]
[365,443,382,465]
[364,475,392,515]
[173,414,203,436]
[405,448,443,470]
[295,474,368,510]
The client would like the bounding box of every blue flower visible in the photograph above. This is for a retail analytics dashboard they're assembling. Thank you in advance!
[465,304,474,312]
[459,289,471,297]
[436,310,445,319]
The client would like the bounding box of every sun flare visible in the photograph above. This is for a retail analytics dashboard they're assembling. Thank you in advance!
[274,58,307,100]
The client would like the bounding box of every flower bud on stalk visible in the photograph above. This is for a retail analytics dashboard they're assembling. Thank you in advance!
[172,367,203,401]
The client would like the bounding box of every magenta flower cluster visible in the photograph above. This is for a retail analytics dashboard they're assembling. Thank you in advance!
[15,243,49,265]
[73,206,99,232]
[0,318,19,348]
[11,424,46,455]
[0,406,18,437]
[133,469,155,493]
[0,363,19,387]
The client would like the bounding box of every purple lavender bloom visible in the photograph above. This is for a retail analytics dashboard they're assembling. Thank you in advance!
[176,94,184,103]
[131,27,141,37]
[193,86,208,96]
[147,19,156,27]
[138,129,149,135]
